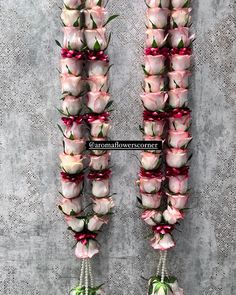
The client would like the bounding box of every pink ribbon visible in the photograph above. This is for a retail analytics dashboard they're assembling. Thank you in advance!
[166,166,189,177]
[61,172,84,183]
[143,110,167,122]
[145,47,170,58]
[88,169,112,181]
[74,232,97,245]
[61,116,84,127]
[85,112,110,123]
[152,225,174,235]
[139,168,162,179]
[169,108,191,119]
[170,48,192,56]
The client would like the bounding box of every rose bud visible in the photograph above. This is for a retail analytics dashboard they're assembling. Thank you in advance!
[62,96,83,116]
[84,0,104,8]
[145,0,170,8]
[92,197,114,215]
[64,0,82,9]
[63,27,84,50]
[169,27,195,48]
[61,8,81,27]
[146,8,170,29]
[91,179,110,198]
[63,117,84,140]
[172,0,190,9]
[150,233,175,250]
[171,8,192,28]
[146,29,168,48]
[87,214,109,231]
[140,192,162,209]
[87,75,109,92]
[84,28,107,51]
[168,175,188,194]
[169,112,191,131]
[89,153,110,171]
[166,148,188,168]
[168,89,188,108]
[61,173,84,199]
[61,58,83,76]
[64,137,86,155]
[141,151,161,170]
[75,239,99,259]
[144,75,165,93]
[144,120,165,137]
[65,216,85,232]
[87,60,109,77]
[167,192,189,209]
[163,206,184,224]
[87,92,110,113]
[61,74,84,97]
[59,197,82,216]
[144,55,166,75]
[170,54,191,71]
[84,7,107,29]
[168,130,192,149]
[91,137,107,156]
[90,121,111,138]
[168,278,184,295]
[168,71,191,89]
[138,176,163,194]
[60,153,84,174]
[141,210,162,226]
[141,92,168,111]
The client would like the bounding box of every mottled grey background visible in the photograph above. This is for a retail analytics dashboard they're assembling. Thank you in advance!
[0,0,236,294]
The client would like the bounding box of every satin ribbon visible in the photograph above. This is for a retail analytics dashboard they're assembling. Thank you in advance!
[85,112,110,123]
[169,108,191,119]
[62,116,84,127]
[166,166,189,177]
[88,169,112,181]
[139,168,163,179]
[143,110,167,122]
[61,49,109,62]
[61,172,84,183]
[74,232,97,245]
[145,47,170,58]
[61,48,84,59]
[170,48,192,56]
[152,225,174,235]
[86,50,109,62]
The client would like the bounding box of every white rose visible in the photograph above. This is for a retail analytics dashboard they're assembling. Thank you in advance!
[92,179,110,198]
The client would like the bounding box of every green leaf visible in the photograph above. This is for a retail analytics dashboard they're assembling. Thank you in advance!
[150,20,157,29]
[139,125,144,134]
[73,16,80,27]
[183,0,190,8]
[66,65,72,75]
[97,0,102,6]
[148,82,152,92]
[68,41,73,50]
[178,39,184,49]
[142,65,149,75]
[90,14,98,29]
[55,40,62,48]
[105,100,114,109]
[94,39,101,51]
[152,39,158,48]
[172,18,178,29]
[103,14,119,27]
[174,80,180,88]
[57,124,65,136]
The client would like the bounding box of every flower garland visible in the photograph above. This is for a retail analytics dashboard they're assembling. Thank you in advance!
[138,0,194,294]
[57,1,117,294]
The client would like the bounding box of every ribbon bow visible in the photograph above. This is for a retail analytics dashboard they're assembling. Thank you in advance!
[62,116,84,127]
[152,225,174,235]
[74,232,97,245]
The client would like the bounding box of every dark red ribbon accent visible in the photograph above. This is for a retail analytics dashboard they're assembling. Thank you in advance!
[145,47,170,58]
[88,169,112,180]
[152,224,175,235]
[143,110,167,122]
[166,166,189,177]
[61,116,84,127]
[170,48,192,56]
[86,50,109,62]
[61,172,84,183]
[61,48,84,60]
[85,112,110,123]
[169,108,191,119]
[74,232,97,245]
[139,168,162,179]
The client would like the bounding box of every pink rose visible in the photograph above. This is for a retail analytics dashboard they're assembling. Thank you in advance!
[87,60,109,77]
[141,151,161,170]
[169,113,191,131]
[60,153,84,174]
[139,176,163,193]
[145,0,170,8]
[84,28,107,51]
[171,0,190,9]
[90,120,111,138]
[91,179,110,198]
[144,120,165,137]
[65,216,85,232]
[64,118,84,140]
[61,8,81,27]
[84,7,107,29]
[84,0,104,8]
[64,0,82,9]
[168,175,188,194]
[169,27,195,48]
[87,215,109,231]
[61,58,83,76]
[144,135,162,141]
[62,96,83,116]
[61,74,84,97]
[168,130,192,149]
[59,197,82,216]
[146,8,170,29]
[61,178,83,199]
[87,92,110,113]
[170,54,191,71]
[89,153,110,171]
[144,75,165,93]
[163,206,184,224]
[166,148,188,168]
[146,29,168,48]
[141,92,168,111]
[63,27,84,50]
[90,137,107,156]
[168,71,191,89]
[144,55,166,75]
[75,240,100,259]
[168,89,188,108]
[140,192,162,209]
[92,197,114,215]
[87,75,109,92]
[171,8,192,28]
[167,192,189,209]
[150,233,175,250]
[64,137,86,155]
[141,210,162,226]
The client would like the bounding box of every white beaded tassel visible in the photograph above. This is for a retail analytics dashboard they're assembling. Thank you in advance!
[85,259,89,295]
[161,251,167,283]
[79,259,85,287]
[156,251,163,277]
[88,258,94,288]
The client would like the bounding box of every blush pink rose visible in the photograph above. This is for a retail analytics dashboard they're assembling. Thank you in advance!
[61,58,83,76]
[172,0,190,9]
[65,216,85,232]
[63,27,84,50]
[144,75,165,93]
[61,74,84,97]
[166,148,188,168]
[168,130,192,148]
[145,0,170,8]
[144,135,162,141]
[60,153,84,174]
[75,240,100,259]
[170,54,191,71]
[92,197,114,215]
[169,113,191,131]
[168,88,188,108]
[59,197,82,216]
[140,192,162,209]
[90,137,107,156]
[163,206,184,224]
[144,120,165,136]
[89,153,110,171]
[141,151,162,170]
[169,27,195,48]
[62,96,83,116]
[84,7,107,29]
[87,76,109,92]
[91,179,110,198]
[87,60,109,77]
[138,176,163,193]
[141,210,162,226]
[61,8,81,27]
[150,233,175,250]
[64,119,84,140]
[141,92,168,111]
[168,71,191,89]
[87,215,109,231]
[64,0,82,9]
[146,8,170,29]
[84,0,104,8]
[171,8,192,28]
[64,137,86,155]
[61,178,83,199]
[167,192,189,209]
[168,175,188,194]
[84,28,107,51]
[146,29,168,48]
[90,120,111,138]
[87,92,110,113]
[144,55,166,75]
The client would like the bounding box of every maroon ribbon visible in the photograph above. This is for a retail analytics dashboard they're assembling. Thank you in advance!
[74,232,97,245]
[61,49,109,62]
[61,48,84,60]
[88,169,112,181]
[61,116,84,127]
[143,110,167,122]
[145,47,169,58]
[139,168,162,179]
[85,112,110,123]
[170,48,192,56]
[166,166,189,177]
[61,172,84,183]
[152,224,175,235]
[86,50,109,62]
[169,108,191,119]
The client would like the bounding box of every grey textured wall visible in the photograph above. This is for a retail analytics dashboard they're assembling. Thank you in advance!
[0,0,235,294]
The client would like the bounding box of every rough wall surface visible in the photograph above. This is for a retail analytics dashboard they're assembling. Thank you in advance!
[0,0,235,294]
